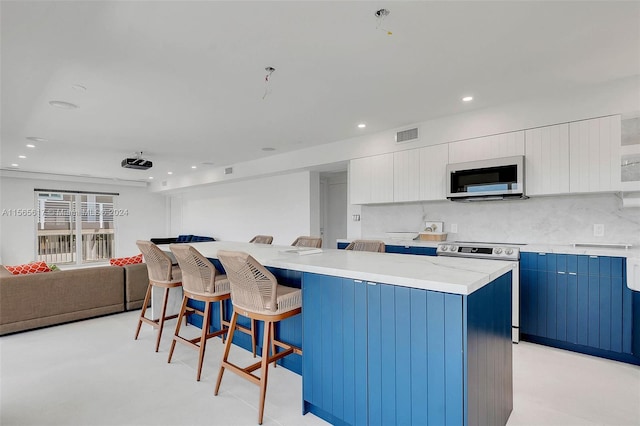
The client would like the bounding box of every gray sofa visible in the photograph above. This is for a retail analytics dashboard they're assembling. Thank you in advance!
[0,263,149,335]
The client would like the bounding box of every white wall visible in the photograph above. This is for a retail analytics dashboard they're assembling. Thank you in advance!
[0,173,167,265]
[169,171,316,246]
[360,193,640,247]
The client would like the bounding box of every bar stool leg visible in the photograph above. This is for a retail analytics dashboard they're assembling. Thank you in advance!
[258,320,272,425]
[196,301,211,381]
[270,322,277,368]
[251,319,257,357]
[219,300,226,344]
[134,282,152,340]
[155,286,171,352]
[167,296,189,363]
[215,311,238,396]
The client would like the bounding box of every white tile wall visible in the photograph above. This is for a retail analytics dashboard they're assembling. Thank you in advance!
[361,193,640,246]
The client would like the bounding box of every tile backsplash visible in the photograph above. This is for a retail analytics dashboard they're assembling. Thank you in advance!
[361,193,640,246]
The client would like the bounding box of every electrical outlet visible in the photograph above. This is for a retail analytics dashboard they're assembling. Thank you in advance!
[450,223,458,233]
[593,224,604,237]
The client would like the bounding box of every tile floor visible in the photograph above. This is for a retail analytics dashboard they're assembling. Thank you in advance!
[1,311,639,426]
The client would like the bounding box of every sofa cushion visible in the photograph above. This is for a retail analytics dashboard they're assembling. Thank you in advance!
[4,261,51,275]
[110,253,143,267]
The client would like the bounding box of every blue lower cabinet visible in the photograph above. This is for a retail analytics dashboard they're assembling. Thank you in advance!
[520,253,638,365]
[338,243,437,257]
[302,272,512,426]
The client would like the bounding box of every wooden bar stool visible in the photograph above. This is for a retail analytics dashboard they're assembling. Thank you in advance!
[134,240,183,352]
[167,244,236,381]
[249,235,273,244]
[215,250,302,425]
[291,236,322,248]
[344,239,386,252]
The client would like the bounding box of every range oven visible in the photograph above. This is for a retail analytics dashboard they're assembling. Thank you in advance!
[436,242,521,343]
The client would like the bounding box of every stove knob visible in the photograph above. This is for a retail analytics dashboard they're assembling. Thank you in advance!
[494,248,503,255]
[505,248,514,255]
[440,245,449,251]
[450,245,458,252]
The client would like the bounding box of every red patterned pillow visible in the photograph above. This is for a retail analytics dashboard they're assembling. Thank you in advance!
[109,253,143,267]
[5,261,51,275]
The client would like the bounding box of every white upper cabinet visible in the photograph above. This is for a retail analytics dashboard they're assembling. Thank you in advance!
[349,153,394,204]
[525,123,570,195]
[448,131,525,164]
[419,144,448,201]
[569,115,621,193]
[393,150,420,202]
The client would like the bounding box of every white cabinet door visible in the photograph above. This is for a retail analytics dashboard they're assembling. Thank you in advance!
[569,115,621,193]
[394,149,420,202]
[370,153,394,203]
[448,131,525,164]
[419,144,448,200]
[349,153,394,204]
[525,123,570,195]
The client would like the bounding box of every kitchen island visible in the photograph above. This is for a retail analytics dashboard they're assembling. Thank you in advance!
[158,241,515,426]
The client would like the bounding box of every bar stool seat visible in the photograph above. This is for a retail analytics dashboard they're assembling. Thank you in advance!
[215,250,302,425]
[135,240,183,352]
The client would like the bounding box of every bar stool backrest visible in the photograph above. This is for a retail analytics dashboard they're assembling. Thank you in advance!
[345,239,386,253]
[249,235,274,244]
[291,236,322,248]
[217,250,278,313]
[170,244,219,295]
[136,240,176,282]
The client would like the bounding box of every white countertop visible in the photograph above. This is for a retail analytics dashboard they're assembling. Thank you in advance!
[166,241,515,296]
[337,239,640,258]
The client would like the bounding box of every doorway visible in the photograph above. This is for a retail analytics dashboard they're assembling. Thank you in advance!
[319,171,348,249]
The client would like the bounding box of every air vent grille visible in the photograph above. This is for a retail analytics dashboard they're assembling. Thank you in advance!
[396,127,419,143]
[224,167,233,175]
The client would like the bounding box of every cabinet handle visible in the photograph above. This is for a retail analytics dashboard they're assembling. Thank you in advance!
[354,280,363,283]
[557,271,566,274]
[367,281,377,286]
[538,253,546,256]
[590,256,598,259]
[568,272,577,276]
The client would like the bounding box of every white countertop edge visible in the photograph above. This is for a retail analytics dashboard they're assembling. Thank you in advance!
[165,242,515,296]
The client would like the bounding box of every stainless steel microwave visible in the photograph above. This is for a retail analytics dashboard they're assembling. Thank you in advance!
[446,155,526,201]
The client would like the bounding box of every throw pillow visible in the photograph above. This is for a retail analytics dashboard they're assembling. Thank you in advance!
[109,253,143,267]
[5,261,52,275]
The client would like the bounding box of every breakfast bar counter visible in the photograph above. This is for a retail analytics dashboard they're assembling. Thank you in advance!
[159,241,514,426]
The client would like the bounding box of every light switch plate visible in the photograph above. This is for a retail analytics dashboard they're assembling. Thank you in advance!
[593,224,604,237]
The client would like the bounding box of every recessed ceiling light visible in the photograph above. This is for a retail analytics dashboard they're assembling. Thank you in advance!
[26,144,35,148]
[262,147,276,152]
[49,100,78,109]
[148,177,154,180]
[26,137,48,142]
[18,155,26,159]
[71,84,87,92]
[167,171,173,175]
[191,165,197,169]
[10,163,18,167]
[358,123,366,128]
[462,96,473,102]
[201,161,215,166]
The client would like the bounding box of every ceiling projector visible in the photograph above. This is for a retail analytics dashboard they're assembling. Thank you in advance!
[121,153,152,170]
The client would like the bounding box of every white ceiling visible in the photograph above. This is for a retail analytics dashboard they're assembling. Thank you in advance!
[2,1,639,182]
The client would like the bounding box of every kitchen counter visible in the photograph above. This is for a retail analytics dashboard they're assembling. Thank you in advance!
[166,241,514,295]
[337,238,640,258]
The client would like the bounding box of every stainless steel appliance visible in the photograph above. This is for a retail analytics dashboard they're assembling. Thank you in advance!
[446,155,527,201]
[436,241,521,342]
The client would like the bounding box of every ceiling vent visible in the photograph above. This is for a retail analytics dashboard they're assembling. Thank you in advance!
[395,127,419,143]
[224,167,233,175]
